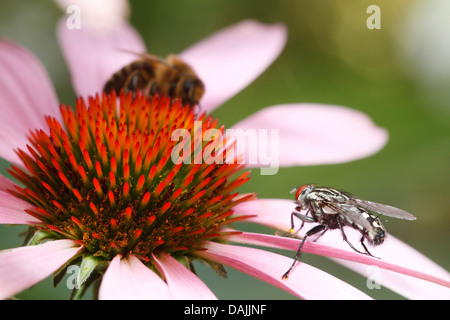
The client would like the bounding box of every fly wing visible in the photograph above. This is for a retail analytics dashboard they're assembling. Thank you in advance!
[350,198,416,220]
[323,201,375,231]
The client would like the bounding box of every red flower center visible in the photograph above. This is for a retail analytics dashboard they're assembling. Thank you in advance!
[9,92,254,262]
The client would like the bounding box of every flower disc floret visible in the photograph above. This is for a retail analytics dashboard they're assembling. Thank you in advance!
[9,91,253,262]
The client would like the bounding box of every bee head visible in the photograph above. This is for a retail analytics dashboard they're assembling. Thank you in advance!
[183,77,205,105]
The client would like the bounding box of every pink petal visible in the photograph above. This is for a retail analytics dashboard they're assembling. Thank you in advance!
[0,173,16,192]
[0,240,82,300]
[196,241,371,300]
[233,199,450,299]
[99,254,170,300]
[0,39,60,166]
[180,20,287,113]
[332,235,450,300]
[0,190,41,225]
[0,174,41,225]
[234,198,293,231]
[152,252,217,300]
[230,104,388,169]
[57,19,146,98]
[233,231,450,300]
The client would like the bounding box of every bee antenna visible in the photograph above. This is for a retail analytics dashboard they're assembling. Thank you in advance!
[290,187,299,194]
[115,48,169,65]
[115,48,144,57]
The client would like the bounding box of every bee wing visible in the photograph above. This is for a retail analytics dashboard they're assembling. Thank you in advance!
[117,49,170,66]
[350,198,416,220]
[140,53,171,66]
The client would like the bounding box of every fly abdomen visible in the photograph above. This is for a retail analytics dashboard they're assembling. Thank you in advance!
[360,211,386,245]
[369,227,386,245]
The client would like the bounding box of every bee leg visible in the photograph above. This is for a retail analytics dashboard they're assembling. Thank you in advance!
[168,82,176,98]
[337,220,367,255]
[282,224,326,279]
[127,73,139,92]
[147,80,157,95]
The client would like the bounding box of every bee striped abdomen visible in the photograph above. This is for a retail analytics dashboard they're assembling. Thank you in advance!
[103,53,205,107]
[104,61,155,95]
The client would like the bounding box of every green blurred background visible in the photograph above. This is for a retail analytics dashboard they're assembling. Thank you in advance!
[0,0,448,299]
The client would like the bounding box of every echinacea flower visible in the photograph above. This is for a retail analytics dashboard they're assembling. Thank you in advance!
[0,15,448,300]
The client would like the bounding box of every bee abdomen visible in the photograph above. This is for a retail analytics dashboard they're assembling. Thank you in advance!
[104,61,155,95]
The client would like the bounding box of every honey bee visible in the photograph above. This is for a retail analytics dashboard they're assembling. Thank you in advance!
[103,53,205,106]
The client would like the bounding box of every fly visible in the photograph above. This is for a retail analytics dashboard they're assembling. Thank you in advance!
[282,184,416,279]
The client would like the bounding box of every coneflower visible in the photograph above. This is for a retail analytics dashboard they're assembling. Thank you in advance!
[6,90,255,298]
[1,18,448,300]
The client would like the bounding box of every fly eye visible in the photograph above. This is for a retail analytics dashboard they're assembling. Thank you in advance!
[295,185,309,200]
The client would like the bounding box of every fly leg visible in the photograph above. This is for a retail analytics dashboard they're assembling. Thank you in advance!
[359,235,379,259]
[313,226,329,242]
[278,210,315,237]
[289,209,315,236]
[282,224,326,279]
[293,206,307,230]
[337,220,369,255]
